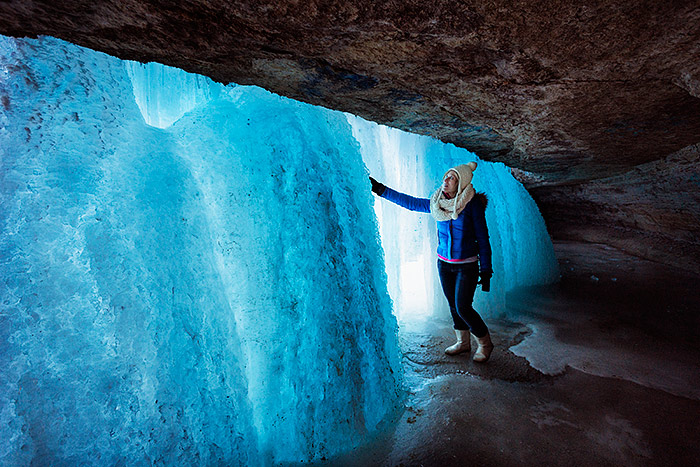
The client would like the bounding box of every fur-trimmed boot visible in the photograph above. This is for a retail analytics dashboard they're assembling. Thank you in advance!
[445,330,471,355]
[473,333,494,362]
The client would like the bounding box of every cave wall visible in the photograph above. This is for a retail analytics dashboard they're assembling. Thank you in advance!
[530,144,700,275]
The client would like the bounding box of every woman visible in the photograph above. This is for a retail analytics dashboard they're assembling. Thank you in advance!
[370,162,494,362]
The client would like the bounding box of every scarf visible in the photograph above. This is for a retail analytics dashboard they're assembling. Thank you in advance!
[429,184,475,221]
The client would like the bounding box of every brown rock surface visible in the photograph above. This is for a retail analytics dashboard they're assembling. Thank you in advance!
[530,143,700,274]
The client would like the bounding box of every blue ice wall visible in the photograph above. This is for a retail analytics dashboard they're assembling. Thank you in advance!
[350,116,559,320]
[0,36,402,465]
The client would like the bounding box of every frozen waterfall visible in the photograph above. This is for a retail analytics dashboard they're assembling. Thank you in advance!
[1,34,558,466]
[1,36,401,466]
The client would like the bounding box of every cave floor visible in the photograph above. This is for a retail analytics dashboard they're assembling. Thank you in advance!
[323,242,700,467]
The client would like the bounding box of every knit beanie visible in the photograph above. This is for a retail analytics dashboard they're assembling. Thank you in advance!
[449,161,478,192]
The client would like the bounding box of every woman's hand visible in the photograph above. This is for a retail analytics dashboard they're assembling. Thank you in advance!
[478,270,492,292]
[369,176,386,196]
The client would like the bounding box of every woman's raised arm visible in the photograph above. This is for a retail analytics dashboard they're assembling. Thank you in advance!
[369,176,430,213]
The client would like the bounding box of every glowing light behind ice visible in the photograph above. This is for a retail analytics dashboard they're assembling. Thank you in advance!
[0,36,401,466]
[125,61,220,128]
[349,116,559,321]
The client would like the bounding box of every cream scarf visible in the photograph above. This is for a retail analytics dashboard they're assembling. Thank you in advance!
[429,184,475,221]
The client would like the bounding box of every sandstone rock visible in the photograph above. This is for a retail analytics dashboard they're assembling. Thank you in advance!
[530,143,700,274]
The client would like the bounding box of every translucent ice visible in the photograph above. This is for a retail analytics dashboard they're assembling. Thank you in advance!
[349,115,559,320]
[0,36,401,465]
[125,61,220,128]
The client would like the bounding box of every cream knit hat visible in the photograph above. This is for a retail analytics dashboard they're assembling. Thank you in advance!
[449,161,478,191]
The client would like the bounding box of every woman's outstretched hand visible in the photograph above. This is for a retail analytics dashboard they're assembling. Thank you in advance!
[369,176,386,196]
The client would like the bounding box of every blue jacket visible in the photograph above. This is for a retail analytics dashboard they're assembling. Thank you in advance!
[380,187,492,272]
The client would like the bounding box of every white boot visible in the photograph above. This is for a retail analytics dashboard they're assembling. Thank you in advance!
[445,330,471,355]
[473,333,494,363]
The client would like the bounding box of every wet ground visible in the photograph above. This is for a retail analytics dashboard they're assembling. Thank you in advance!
[322,242,700,466]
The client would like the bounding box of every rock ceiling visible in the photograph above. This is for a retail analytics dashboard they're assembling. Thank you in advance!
[2,1,700,185]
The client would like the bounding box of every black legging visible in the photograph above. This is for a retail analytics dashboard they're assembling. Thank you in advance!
[437,260,489,337]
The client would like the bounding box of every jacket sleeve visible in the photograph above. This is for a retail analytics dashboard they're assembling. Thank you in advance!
[472,200,493,272]
[380,186,431,213]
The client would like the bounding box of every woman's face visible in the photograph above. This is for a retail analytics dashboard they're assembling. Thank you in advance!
[442,171,458,196]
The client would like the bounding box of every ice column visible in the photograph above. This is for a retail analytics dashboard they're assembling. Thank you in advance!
[349,115,559,321]
[0,35,260,467]
[0,36,402,466]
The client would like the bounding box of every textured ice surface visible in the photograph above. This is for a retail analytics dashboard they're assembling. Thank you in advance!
[0,36,402,465]
[350,116,559,320]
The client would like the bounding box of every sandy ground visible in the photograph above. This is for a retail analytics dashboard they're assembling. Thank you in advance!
[318,242,700,467]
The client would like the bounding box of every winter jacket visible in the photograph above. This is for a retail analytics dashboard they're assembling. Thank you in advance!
[380,187,492,272]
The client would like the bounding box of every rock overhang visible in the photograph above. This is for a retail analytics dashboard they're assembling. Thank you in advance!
[1,0,699,186]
